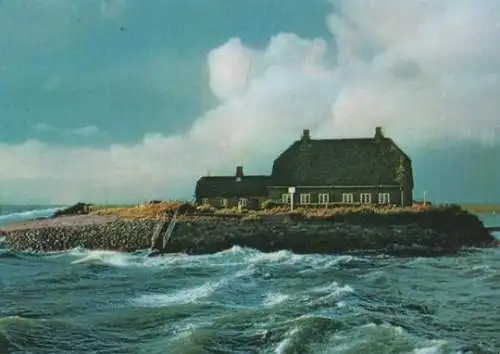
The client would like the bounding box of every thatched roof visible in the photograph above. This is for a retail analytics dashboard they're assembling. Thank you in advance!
[270,128,414,188]
[195,166,270,198]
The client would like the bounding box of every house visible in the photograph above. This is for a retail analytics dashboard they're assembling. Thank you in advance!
[194,166,270,209]
[194,127,414,208]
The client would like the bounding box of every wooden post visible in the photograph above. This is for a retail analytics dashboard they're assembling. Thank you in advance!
[288,187,295,212]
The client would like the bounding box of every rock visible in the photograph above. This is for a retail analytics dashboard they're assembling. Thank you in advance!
[1,206,496,256]
[52,202,92,218]
[177,202,197,215]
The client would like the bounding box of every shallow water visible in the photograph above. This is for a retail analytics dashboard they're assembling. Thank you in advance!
[1,209,499,353]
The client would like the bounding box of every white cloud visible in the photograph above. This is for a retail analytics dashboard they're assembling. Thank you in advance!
[32,123,54,133]
[31,124,100,138]
[1,0,500,204]
[70,125,100,137]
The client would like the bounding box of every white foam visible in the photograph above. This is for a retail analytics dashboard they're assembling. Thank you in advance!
[263,291,289,307]
[133,281,221,307]
[336,301,346,308]
[131,265,253,308]
[413,340,448,354]
[248,249,299,264]
[312,281,354,297]
[0,207,60,225]
[274,326,300,354]
[71,250,130,267]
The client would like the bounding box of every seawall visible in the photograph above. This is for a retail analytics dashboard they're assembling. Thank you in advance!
[0,205,496,256]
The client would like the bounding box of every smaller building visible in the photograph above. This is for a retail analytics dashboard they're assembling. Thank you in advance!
[194,166,269,209]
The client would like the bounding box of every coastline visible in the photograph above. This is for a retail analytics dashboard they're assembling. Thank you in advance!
[0,204,496,256]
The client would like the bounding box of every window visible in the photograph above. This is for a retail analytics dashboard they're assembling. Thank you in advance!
[201,198,209,205]
[299,193,311,204]
[378,192,390,204]
[220,199,228,207]
[239,198,248,207]
[342,193,354,204]
[318,193,329,204]
[360,193,372,204]
[281,193,289,204]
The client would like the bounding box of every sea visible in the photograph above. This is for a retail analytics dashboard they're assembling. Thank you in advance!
[1,205,500,354]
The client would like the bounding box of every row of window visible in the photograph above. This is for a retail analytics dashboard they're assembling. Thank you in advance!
[201,192,392,207]
[201,198,248,207]
[281,192,391,205]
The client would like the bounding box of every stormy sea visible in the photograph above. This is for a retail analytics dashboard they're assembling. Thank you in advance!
[1,205,499,354]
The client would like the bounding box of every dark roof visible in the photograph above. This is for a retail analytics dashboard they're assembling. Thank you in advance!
[195,175,270,198]
[270,136,414,188]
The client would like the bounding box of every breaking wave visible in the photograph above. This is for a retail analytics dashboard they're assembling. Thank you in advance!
[0,206,61,225]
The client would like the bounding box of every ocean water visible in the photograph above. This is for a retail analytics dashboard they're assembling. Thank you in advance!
[0,205,62,226]
[1,207,500,354]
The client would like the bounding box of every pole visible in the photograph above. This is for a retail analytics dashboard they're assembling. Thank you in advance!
[423,191,427,206]
[288,187,295,212]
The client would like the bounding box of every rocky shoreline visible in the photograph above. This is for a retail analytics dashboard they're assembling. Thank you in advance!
[0,205,496,256]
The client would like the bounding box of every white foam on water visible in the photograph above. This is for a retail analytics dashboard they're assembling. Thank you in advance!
[133,281,222,307]
[336,301,346,308]
[412,340,448,354]
[0,207,60,225]
[248,249,300,264]
[66,247,190,269]
[320,322,456,354]
[311,281,354,297]
[274,326,300,354]
[131,265,254,308]
[263,291,289,307]
[71,250,131,267]
[320,255,357,267]
[471,264,492,272]
[247,250,363,270]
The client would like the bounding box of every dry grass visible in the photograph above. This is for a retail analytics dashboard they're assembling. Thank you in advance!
[460,204,500,214]
[89,201,438,220]
[84,202,476,229]
[89,201,186,219]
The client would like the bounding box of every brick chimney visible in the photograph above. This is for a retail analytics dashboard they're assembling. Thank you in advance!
[235,165,244,182]
[375,126,384,142]
[301,129,311,141]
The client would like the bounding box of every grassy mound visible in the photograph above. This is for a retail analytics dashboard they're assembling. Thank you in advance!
[88,201,484,229]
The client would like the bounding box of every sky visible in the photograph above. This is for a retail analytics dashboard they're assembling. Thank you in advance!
[0,0,499,205]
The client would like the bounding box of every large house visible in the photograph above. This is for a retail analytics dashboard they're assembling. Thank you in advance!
[194,127,414,208]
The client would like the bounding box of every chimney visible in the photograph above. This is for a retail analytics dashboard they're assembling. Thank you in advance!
[301,129,311,141]
[235,165,243,182]
[375,126,384,142]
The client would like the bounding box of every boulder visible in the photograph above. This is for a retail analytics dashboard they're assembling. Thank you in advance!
[52,202,92,218]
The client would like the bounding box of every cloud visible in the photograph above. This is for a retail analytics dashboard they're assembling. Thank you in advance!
[1,0,500,204]
[32,123,54,133]
[31,123,100,138]
[70,125,100,137]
